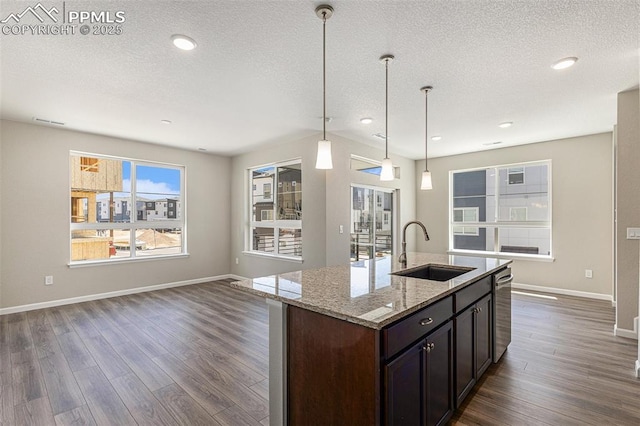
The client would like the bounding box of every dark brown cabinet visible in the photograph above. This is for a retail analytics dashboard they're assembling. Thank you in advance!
[384,321,453,426]
[454,292,492,407]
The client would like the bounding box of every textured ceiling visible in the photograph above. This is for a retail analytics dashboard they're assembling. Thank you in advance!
[1,0,638,159]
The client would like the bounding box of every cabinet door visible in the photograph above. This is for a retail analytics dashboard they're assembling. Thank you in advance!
[425,321,454,426]
[385,340,425,425]
[455,304,475,407]
[475,293,493,377]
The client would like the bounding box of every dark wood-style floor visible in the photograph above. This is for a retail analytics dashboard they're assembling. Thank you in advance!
[0,280,638,425]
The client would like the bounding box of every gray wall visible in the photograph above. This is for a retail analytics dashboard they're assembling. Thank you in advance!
[0,120,231,309]
[616,88,640,331]
[230,132,416,277]
[415,132,613,298]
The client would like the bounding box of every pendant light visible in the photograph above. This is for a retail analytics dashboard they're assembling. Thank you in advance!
[420,86,433,190]
[315,5,334,169]
[379,54,394,181]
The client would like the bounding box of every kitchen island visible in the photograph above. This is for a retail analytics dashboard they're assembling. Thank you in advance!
[228,252,512,425]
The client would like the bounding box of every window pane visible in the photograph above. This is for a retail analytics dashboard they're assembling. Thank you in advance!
[452,170,493,223]
[277,164,302,220]
[135,165,181,222]
[252,167,275,222]
[71,229,126,261]
[71,156,129,223]
[498,164,549,221]
[252,227,275,253]
[450,161,551,257]
[499,227,550,256]
[134,228,182,257]
[278,228,302,257]
[453,226,493,251]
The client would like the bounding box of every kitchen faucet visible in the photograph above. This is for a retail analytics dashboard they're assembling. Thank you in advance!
[399,220,430,268]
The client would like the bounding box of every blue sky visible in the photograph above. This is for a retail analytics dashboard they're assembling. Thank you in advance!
[122,162,180,195]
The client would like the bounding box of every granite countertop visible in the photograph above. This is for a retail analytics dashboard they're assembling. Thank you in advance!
[228,252,512,330]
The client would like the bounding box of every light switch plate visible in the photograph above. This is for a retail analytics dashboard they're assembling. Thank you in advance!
[627,227,640,239]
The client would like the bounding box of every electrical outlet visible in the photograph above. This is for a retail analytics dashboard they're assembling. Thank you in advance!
[585,269,593,279]
[339,225,344,234]
[45,275,53,285]
[235,257,239,265]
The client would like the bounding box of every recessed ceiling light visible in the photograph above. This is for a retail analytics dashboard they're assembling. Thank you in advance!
[551,57,577,70]
[498,121,513,128]
[431,136,442,141]
[171,34,197,51]
[360,117,373,124]
[160,119,172,124]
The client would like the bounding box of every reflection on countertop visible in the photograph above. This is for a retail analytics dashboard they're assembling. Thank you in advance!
[228,252,511,329]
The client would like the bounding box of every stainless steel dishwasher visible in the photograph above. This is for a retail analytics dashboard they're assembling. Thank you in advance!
[493,266,513,362]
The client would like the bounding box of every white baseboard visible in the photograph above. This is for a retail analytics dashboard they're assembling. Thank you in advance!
[227,274,249,281]
[0,275,238,315]
[512,282,613,301]
[614,324,638,340]
[636,360,640,378]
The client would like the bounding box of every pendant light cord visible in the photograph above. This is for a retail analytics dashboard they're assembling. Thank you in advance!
[385,58,389,159]
[322,12,327,141]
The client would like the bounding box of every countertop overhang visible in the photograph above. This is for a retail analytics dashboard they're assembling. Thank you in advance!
[228,253,512,329]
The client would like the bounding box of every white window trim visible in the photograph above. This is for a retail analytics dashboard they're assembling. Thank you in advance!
[69,151,186,265]
[449,160,552,258]
[247,159,303,260]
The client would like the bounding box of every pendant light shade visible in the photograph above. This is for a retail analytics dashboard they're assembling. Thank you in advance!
[315,139,333,169]
[421,171,433,190]
[380,158,394,181]
[315,5,334,170]
[420,86,433,190]
[380,54,395,181]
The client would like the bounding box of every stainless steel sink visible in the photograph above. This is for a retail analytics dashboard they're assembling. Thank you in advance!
[391,264,475,281]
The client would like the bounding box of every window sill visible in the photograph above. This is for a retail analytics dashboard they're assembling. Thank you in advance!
[242,251,304,264]
[68,253,190,268]
[447,249,554,263]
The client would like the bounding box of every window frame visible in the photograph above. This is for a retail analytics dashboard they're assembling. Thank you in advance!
[69,151,187,266]
[246,158,303,261]
[448,160,552,260]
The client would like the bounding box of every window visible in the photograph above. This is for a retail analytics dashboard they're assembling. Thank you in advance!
[249,160,302,258]
[70,152,185,263]
[452,207,480,236]
[508,167,525,184]
[350,154,400,178]
[450,161,551,257]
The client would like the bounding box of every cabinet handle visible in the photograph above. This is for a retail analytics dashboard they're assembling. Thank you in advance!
[419,318,434,326]
[423,343,435,353]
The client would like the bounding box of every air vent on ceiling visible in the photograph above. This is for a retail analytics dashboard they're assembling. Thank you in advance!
[372,133,387,140]
[32,117,65,126]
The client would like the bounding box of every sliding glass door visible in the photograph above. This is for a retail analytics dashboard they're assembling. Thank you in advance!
[351,186,394,261]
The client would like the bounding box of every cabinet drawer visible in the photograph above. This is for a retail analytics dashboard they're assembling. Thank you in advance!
[454,276,491,313]
[383,296,453,359]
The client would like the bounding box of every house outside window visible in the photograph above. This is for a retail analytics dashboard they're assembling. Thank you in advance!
[70,152,185,263]
[450,161,551,257]
[248,160,302,259]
